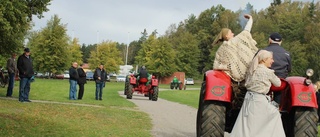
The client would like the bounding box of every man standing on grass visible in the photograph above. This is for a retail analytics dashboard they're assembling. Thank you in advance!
[93,64,107,100]
[69,62,79,100]
[6,53,17,97]
[17,48,34,102]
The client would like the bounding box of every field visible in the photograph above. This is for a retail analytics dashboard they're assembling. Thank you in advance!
[0,79,152,137]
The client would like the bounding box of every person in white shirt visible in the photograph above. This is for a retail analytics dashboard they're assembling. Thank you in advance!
[230,50,285,137]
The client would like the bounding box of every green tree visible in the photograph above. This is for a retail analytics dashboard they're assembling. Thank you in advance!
[127,29,148,65]
[116,43,127,65]
[28,14,70,75]
[88,41,123,73]
[69,38,83,65]
[81,44,96,63]
[0,0,50,57]
[167,25,200,78]
[135,34,157,66]
[146,37,176,78]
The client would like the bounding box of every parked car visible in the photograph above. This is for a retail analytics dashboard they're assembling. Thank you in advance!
[53,74,64,79]
[86,71,94,81]
[185,78,194,85]
[116,75,126,82]
[35,72,50,79]
[106,74,110,82]
[63,71,69,79]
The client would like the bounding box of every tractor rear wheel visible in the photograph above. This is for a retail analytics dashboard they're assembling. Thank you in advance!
[294,107,318,137]
[170,83,174,89]
[197,81,226,137]
[198,101,226,137]
[152,87,158,101]
[0,77,5,88]
[124,81,129,95]
[126,85,133,99]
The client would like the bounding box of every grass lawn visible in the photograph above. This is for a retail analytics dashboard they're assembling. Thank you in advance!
[0,79,152,137]
[158,82,201,108]
[159,89,200,108]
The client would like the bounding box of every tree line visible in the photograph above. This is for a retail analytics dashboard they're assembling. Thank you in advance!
[1,0,320,81]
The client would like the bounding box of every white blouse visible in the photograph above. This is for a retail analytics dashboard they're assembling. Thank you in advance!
[245,64,281,94]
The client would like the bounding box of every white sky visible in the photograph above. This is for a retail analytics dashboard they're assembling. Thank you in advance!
[31,0,314,45]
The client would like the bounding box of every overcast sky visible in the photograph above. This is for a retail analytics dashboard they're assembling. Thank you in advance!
[31,0,315,45]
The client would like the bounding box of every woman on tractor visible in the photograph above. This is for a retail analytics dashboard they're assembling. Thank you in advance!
[230,50,285,137]
[212,14,258,131]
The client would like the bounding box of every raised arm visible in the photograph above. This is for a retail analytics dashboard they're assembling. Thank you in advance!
[243,14,253,32]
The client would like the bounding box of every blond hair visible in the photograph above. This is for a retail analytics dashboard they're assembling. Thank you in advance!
[248,50,273,75]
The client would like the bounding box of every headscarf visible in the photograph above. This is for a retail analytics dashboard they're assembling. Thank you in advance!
[213,28,231,45]
[247,50,273,75]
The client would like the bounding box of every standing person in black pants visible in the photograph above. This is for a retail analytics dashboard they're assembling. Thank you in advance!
[6,53,17,97]
[77,64,86,100]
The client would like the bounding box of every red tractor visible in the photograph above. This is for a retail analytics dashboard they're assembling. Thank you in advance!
[126,74,159,101]
[196,69,318,137]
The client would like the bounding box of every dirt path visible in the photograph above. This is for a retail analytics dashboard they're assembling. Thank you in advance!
[119,92,197,137]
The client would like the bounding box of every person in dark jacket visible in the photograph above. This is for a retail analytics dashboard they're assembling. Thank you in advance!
[6,53,17,97]
[314,83,320,124]
[317,90,320,124]
[17,48,34,102]
[93,64,107,100]
[77,64,86,100]
[69,62,79,100]
[135,66,148,79]
[264,32,291,107]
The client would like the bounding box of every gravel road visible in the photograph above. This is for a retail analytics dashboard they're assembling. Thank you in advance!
[119,92,197,137]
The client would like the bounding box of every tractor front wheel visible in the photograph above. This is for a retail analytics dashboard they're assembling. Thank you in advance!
[126,85,133,99]
[294,107,318,137]
[152,87,158,101]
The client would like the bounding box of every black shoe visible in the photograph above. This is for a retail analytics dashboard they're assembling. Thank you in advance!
[99,98,102,100]
[24,100,32,102]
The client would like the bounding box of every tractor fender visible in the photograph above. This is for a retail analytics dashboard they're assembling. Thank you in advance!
[204,70,232,103]
[286,77,318,108]
[151,78,158,86]
[130,76,136,85]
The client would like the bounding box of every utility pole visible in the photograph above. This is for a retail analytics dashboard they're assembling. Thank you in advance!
[125,32,130,65]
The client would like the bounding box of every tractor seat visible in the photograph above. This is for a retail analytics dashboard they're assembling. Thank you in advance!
[139,78,148,83]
